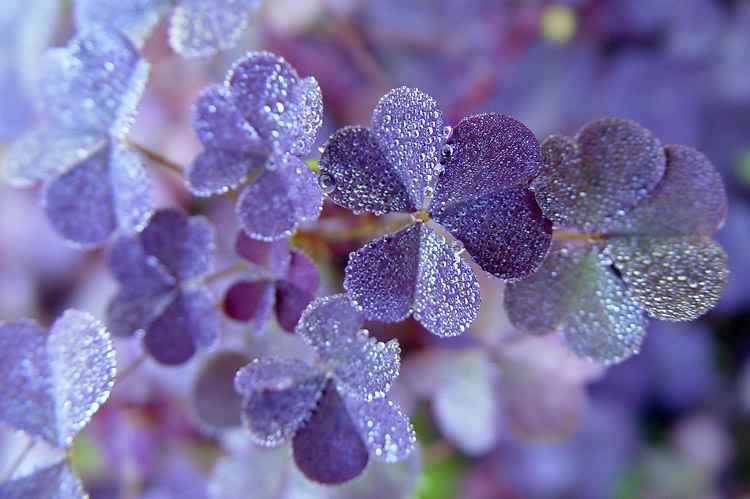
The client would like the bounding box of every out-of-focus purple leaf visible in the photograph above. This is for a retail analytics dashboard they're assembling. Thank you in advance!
[185,149,264,197]
[75,0,171,49]
[608,145,727,236]
[318,126,415,214]
[106,287,170,337]
[43,144,153,247]
[235,231,291,277]
[607,236,729,321]
[236,155,323,241]
[505,247,646,364]
[274,282,314,332]
[107,234,174,290]
[191,85,264,153]
[169,0,261,59]
[432,186,552,279]
[345,223,480,336]
[533,118,666,231]
[292,382,370,484]
[371,86,443,208]
[432,113,542,208]
[224,280,276,328]
[144,288,219,365]
[0,461,85,499]
[283,250,320,293]
[227,51,322,153]
[192,352,249,429]
[344,394,416,463]
[139,210,215,282]
[235,357,326,447]
[0,310,115,447]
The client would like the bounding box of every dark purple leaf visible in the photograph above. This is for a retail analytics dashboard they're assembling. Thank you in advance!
[608,145,727,237]
[192,84,264,153]
[318,126,415,214]
[185,149,264,197]
[432,186,552,279]
[607,237,729,321]
[274,282,314,332]
[139,210,216,282]
[431,113,542,210]
[345,223,480,336]
[191,352,249,429]
[235,357,326,447]
[108,234,173,287]
[292,381,370,484]
[224,280,276,329]
[370,86,444,209]
[533,118,666,232]
[284,250,320,293]
[106,287,171,337]
[235,231,291,277]
[236,154,323,241]
[343,394,416,463]
[0,461,85,499]
[169,0,261,59]
[227,51,322,153]
[144,288,219,365]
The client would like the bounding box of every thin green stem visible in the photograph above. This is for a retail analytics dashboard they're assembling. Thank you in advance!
[552,229,603,241]
[116,352,147,382]
[126,140,184,174]
[203,262,249,283]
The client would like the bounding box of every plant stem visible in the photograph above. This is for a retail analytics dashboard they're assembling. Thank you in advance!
[552,229,602,241]
[126,140,184,174]
[203,262,249,283]
[116,352,147,382]
[0,439,33,483]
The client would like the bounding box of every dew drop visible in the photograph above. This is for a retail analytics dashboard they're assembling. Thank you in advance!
[318,173,337,194]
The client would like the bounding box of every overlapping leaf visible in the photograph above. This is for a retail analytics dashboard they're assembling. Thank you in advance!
[186,51,323,240]
[3,28,153,246]
[106,209,219,365]
[191,352,250,429]
[0,310,116,447]
[224,231,320,332]
[75,0,171,49]
[0,460,85,499]
[431,114,553,278]
[344,223,481,337]
[235,294,415,484]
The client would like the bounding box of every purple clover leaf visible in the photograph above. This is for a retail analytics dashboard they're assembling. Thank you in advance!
[106,209,220,365]
[2,28,153,247]
[505,118,728,363]
[224,231,320,333]
[234,294,415,484]
[320,88,550,335]
[75,0,260,59]
[0,310,116,447]
[0,460,85,499]
[191,351,250,429]
[186,51,324,241]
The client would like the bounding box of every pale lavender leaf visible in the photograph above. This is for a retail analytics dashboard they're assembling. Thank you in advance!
[295,294,364,353]
[75,0,172,49]
[344,226,421,323]
[169,0,261,59]
[431,113,542,210]
[607,237,729,321]
[191,352,249,429]
[293,382,370,484]
[224,280,276,330]
[332,445,422,499]
[2,127,100,187]
[185,149,264,197]
[235,231,291,278]
[139,210,216,281]
[0,320,56,443]
[432,186,552,279]
[344,394,416,463]
[236,155,322,241]
[144,288,219,365]
[318,126,415,214]
[0,461,85,499]
[608,145,727,237]
[191,84,264,153]
[507,247,646,364]
[111,144,154,234]
[227,51,322,153]
[235,357,326,447]
[533,118,666,231]
[413,224,481,337]
[372,86,443,208]
[43,144,117,246]
[40,28,150,140]
[47,309,116,446]
[333,337,401,401]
